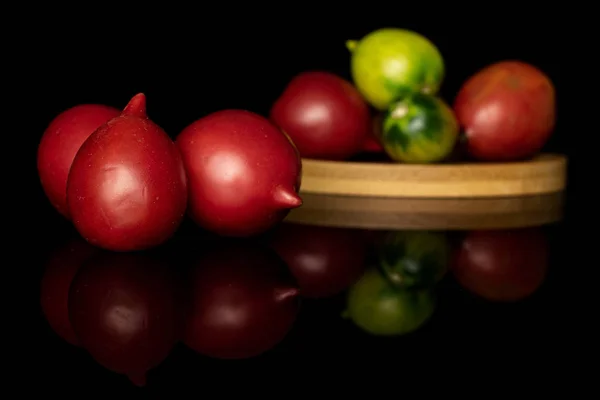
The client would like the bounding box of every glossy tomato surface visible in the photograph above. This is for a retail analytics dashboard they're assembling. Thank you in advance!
[37,104,120,219]
[270,71,371,160]
[176,109,302,237]
[453,61,555,161]
[67,94,187,251]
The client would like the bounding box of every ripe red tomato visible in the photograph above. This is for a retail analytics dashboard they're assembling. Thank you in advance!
[452,228,549,302]
[67,94,187,251]
[270,71,371,160]
[176,109,302,237]
[37,104,120,219]
[453,61,556,161]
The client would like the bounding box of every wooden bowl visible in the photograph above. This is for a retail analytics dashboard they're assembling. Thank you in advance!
[299,153,567,198]
[284,191,565,230]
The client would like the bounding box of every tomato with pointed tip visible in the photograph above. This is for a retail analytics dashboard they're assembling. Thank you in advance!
[38,104,120,219]
[67,93,188,251]
[270,71,371,160]
[176,110,302,237]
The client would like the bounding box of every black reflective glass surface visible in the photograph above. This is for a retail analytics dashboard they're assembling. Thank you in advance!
[32,192,571,391]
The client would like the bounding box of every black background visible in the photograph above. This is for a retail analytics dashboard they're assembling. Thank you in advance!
[18,7,585,393]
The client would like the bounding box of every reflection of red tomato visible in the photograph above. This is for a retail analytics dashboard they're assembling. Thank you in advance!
[269,224,367,298]
[40,238,97,346]
[452,228,549,302]
[69,252,182,386]
[184,242,300,359]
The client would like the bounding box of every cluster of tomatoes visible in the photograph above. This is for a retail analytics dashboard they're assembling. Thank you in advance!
[37,27,557,253]
[270,28,556,164]
[37,94,303,251]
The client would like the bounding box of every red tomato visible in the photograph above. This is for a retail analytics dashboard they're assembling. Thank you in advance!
[67,94,188,251]
[453,61,555,161]
[452,228,549,302]
[37,104,120,219]
[270,71,371,160]
[176,110,302,237]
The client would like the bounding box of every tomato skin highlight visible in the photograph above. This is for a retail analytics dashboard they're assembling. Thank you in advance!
[37,104,120,219]
[453,60,556,161]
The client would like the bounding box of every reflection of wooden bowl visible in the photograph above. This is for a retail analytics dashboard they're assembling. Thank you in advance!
[284,192,564,230]
[300,153,567,198]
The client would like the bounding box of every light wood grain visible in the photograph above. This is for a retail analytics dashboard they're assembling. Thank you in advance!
[300,153,567,198]
[284,192,565,230]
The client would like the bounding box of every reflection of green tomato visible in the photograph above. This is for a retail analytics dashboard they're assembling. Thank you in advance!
[378,231,449,289]
[344,268,435,336]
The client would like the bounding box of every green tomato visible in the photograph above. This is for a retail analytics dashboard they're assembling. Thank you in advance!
[381,92,459,163]
[347,28,445,110]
